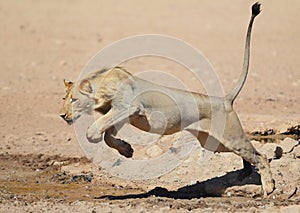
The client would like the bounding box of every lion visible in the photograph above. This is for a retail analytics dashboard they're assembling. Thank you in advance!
[60,3,274,197]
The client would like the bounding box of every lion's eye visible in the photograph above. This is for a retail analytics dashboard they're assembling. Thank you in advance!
[71,98,78,103]
[62,97,66,100]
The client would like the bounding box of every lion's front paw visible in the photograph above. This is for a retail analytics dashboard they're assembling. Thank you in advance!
[117,140,134,158]
[86,125,103,143]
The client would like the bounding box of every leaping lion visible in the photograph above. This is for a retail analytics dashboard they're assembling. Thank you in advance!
[60,3,275,197]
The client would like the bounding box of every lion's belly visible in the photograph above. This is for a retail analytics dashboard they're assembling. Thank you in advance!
[129,88,204,135]
[129,115,151,132]
[129,108,189,135]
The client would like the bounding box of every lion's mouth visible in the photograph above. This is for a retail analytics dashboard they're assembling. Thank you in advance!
[66,119,73,125]
[64,114,81,125]
[60,114,74,125]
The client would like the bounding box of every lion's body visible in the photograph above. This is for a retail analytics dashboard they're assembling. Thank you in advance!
[60,3,275,197]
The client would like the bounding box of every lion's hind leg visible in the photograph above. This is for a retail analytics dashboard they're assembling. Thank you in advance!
[185,118,274,197]
[223,135,275,197]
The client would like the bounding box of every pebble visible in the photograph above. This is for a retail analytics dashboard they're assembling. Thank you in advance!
[72,173,93,183]
[60,60,67,66]
[146,145,163,158]
[277,121,299,134]
[53,161,65,166]
[279,137,299,153]
[274,146,283,159]
[292,145,300,158]
[35,132,45,136]
[259,143,278,159]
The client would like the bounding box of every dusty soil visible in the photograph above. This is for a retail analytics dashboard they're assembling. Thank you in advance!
[0,0,299,212]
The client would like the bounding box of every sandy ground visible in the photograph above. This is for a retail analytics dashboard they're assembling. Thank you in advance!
[0,0,299,212]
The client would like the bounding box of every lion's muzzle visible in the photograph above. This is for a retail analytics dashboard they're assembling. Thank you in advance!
[60,113,73,125]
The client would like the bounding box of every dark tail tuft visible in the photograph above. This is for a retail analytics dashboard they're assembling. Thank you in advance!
[252,2,261,16]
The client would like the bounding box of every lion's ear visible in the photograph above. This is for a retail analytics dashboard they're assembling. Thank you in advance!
[63,79,73,88]
[79,79,93,94]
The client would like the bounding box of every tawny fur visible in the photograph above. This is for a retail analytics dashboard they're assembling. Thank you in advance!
[60,3,274,197]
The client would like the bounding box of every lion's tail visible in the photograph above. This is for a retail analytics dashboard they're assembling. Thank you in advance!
[226,2,261,104]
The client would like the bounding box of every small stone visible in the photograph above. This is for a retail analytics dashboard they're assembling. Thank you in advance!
[260,143,278,159]
[273,188,281,195]
[277,121,299,134]
[85,173,93,182]
[224,185,261,197]
[53,161,65,166]
[190,180,197,185]
[292,145,300,158]
[146,145,163,158]
[274,146,283,159]
[35,132,46,136]
[72,174,93,183]
[279,137,299,153]
[60,60,67,66]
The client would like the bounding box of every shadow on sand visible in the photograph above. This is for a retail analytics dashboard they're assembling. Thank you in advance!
[95,168,261,200]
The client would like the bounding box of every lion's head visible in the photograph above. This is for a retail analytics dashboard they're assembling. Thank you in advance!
[59,67,129,124]
[59,78,99,124]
